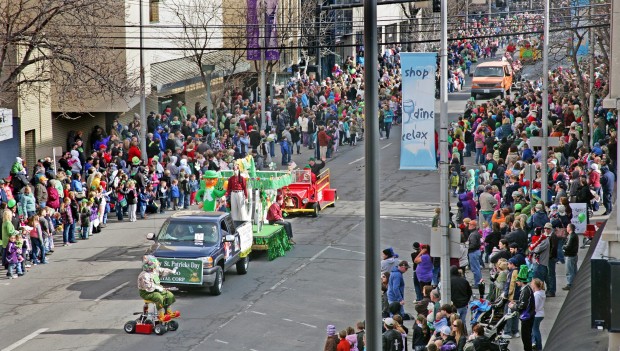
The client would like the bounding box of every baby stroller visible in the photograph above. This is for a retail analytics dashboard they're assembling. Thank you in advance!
[469,297,515,351]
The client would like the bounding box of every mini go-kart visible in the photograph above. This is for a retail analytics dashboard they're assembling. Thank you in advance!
[123,300,179,335]
[282,169,337,217]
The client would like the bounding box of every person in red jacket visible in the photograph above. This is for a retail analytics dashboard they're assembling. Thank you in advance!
[266,195,295,244]
[127,141,142,162]
[336,329,351,351]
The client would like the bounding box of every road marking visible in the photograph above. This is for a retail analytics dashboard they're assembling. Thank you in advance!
[2,328,49,351]
[298,322,317,328]
[251,311,266,315]
[329,246,365,255]
[309,245,331,261]
[214,339,229,344]
[250,349,259,351]
[348,157,365,165]
[359,276,366,279]
[94,281,129,302]
[381,143,393,149]
[282,318,293,322]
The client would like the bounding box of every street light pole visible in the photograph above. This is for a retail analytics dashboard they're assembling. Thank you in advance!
[139,0,147,163]
[260,0,267,130]
[440,0,451,305]
[588,28,595,148]
[363,0,380,349]
[541,0,550,202]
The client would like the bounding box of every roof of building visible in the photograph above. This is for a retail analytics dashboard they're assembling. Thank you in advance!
[151,51,251,92]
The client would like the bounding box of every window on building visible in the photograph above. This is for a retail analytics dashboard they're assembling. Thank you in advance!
[149,0,160,23]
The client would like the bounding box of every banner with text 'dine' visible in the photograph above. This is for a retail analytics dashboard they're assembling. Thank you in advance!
[400,52,437,170]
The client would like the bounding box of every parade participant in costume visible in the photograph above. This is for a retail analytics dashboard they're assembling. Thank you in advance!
[137,255,180,322]
[266,195,295,244]
[196,170,227,212]
[226,163,250,221]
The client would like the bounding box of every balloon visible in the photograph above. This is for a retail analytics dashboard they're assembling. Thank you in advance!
[578,212,586,223]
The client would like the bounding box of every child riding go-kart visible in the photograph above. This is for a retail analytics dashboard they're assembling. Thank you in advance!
[124,255,181,335]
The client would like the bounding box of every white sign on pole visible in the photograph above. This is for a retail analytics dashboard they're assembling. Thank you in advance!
[569,202,588,234]
[0,108,13,142]
[430,228,462,258]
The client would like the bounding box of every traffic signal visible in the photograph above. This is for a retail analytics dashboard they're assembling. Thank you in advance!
[433,0,441,12]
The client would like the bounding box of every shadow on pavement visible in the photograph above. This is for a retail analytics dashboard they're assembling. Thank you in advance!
[42,328,124,335]
[66,268,139,300]
[80,245,145,262]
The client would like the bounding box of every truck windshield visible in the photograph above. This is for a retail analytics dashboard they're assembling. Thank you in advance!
[475,66,505,77]
[157,221,219,246]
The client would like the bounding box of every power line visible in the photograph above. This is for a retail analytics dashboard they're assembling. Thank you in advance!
[13,22,607,51]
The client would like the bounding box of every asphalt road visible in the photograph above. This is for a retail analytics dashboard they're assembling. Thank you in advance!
[0,58,517,351]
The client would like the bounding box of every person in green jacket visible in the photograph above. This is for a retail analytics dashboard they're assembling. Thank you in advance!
[2,200,18,270]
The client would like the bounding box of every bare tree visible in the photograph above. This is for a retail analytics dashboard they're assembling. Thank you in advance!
[0,0,136,112]
[547,0,611,145]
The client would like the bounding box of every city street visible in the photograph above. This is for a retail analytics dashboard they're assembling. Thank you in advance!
[0,62,498,351]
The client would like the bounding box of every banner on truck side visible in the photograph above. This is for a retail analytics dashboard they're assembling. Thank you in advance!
[158,258,203,285]
[400,52,437,170]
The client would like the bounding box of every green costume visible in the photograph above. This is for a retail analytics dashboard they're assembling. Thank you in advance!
[195,170,227,212]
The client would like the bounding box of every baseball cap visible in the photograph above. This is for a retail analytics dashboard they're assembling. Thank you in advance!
[383,317,395,327]
[398,260,410,268]
[440,326,452,335]
[544,222,553,229]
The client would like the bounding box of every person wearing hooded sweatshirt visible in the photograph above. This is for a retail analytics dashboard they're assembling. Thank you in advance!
[387,260,410,317]
[69,150,82,175]
[600,165,615,215]
[381,247,399,273]
[324,325,339,351]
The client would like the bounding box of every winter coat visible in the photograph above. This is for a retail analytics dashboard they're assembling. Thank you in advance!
[450,266,473,308]
[601,168,615,194]
[527,210,549,232]
[387,265,405,303]
[46,186,60,209]
[20,192,36,215]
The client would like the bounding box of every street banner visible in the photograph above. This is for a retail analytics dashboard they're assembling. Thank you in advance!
[264,0,280,61]
[246,0,260,60]
[400,52,437,170]
[158,258,204,285]
[569,202,588,234]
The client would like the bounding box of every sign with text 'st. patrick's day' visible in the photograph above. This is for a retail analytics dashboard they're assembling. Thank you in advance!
[400,52,437,170]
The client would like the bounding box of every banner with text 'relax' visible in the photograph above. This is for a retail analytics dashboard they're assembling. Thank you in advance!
[399,52,437,170]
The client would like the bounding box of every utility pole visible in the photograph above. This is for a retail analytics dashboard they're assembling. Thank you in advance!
[315,1,322,81]
[588,16,595,148]
[139,0,147,163]
[363,0,380,349]
[440,0,451,305]
[260,0,267,130]
[541,0,549,202]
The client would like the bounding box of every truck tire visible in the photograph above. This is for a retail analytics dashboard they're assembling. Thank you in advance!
[210,266,223,296]
[236,256,249,275]
[312,202,319,217]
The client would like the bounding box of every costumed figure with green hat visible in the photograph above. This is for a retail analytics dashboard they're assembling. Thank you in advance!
[137,255,180,322]
[196,171,227,212]
[11,157,25,175]
[130,156,141,177]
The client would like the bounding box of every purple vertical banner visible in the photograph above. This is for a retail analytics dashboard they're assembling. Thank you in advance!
[264,0,280,61]
[246,0,260,60]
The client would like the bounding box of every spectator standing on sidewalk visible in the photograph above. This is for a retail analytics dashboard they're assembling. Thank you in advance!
[562,223,579,290]
[466,221,483,288]
[387,260,410,317]
[511,265,535,351]
[531,278,546,351]
[450,265,472,326]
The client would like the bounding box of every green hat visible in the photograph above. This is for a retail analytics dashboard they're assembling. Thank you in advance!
[132,156,140,165]
[66,170,73,176]
[152,155,159,161]
[7,199,16,209]
[203,170,219,179]
[196,129,204,135]
[308,157,315,162]
[515,203,523,211]
[81,199,89,203]
[516,264,530,283]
